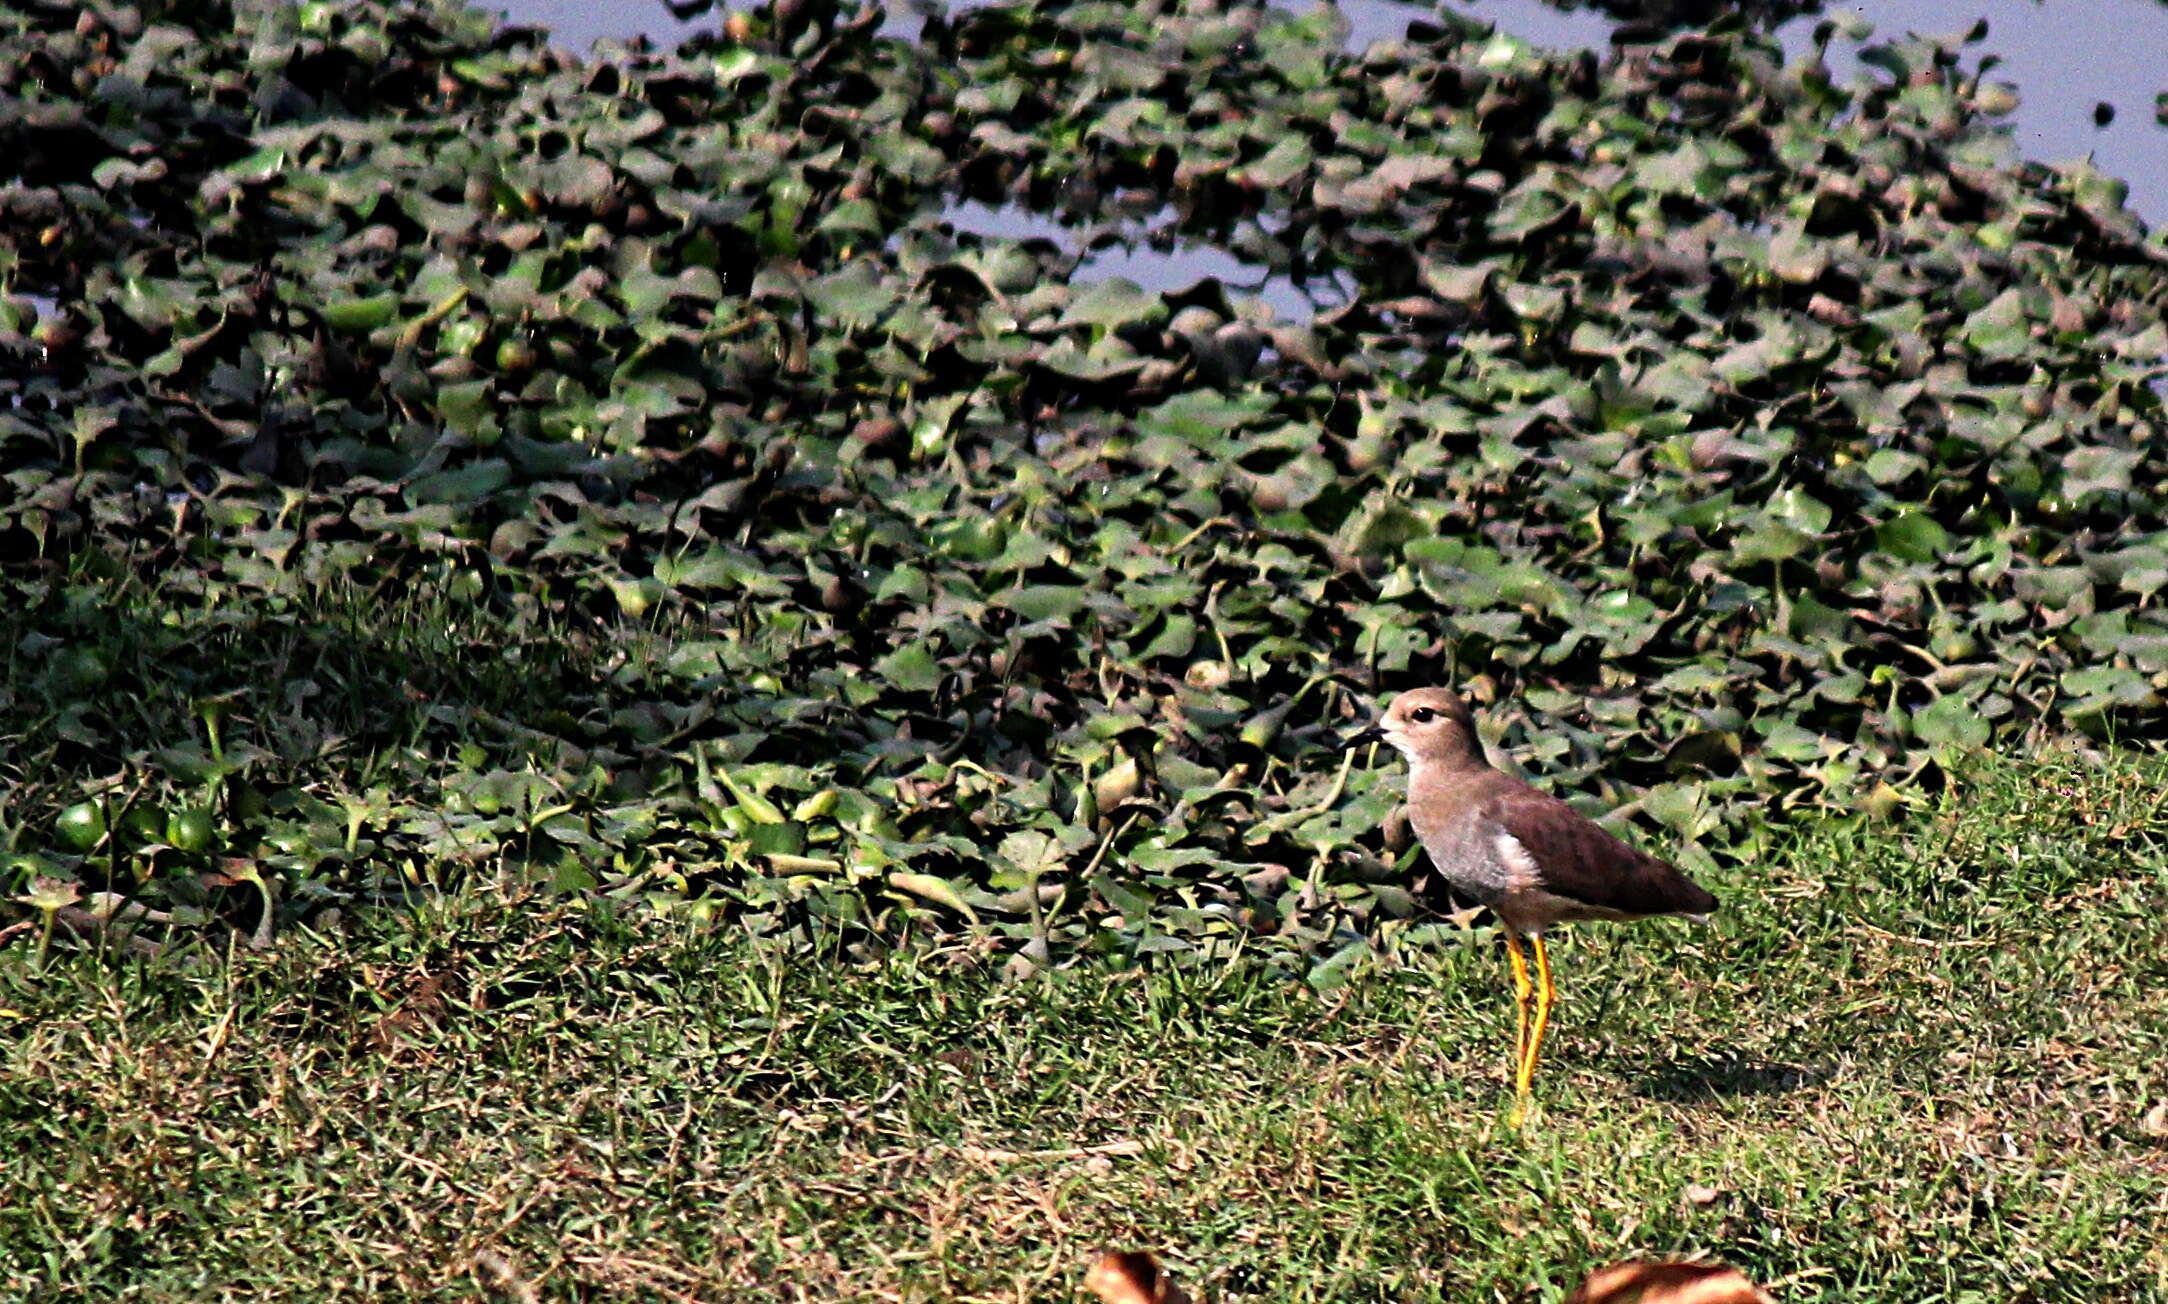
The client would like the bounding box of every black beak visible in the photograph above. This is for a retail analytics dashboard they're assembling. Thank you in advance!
[1339,725,1386,751]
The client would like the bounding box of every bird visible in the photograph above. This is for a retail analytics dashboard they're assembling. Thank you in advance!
[1342,686,1717,1099]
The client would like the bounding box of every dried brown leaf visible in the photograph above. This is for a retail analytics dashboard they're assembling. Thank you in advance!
[1084,1251,1191,1304]
[1565,1261,1774,1304]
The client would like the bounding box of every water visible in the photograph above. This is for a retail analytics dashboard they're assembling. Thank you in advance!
[941,200,1357,323]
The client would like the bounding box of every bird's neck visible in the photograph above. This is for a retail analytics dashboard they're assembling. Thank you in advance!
[1406,750,1494,783]
[1402,754,1497,837]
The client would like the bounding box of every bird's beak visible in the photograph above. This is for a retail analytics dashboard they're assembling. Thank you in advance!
[1339,724,1386,751]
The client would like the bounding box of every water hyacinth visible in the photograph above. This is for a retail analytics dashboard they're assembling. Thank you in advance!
[1,0,2164,969]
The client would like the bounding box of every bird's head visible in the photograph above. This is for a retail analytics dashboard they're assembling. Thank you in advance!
[1341,687,1485,768]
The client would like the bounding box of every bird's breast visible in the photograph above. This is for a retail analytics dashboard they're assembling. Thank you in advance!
[1410,811,1522,907]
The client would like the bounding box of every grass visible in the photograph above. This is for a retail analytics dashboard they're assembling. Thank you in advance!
[3,750,2166,1302]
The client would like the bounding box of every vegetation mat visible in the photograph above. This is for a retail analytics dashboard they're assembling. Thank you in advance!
[5,0,2168,966]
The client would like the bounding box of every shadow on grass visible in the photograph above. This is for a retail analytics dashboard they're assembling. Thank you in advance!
[1631,1054,1830,1101]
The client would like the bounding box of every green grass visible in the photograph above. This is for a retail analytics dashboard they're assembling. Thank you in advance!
[4,752,2166,1302]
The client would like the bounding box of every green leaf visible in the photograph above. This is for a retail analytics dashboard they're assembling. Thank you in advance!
[1876,511,1950,562]
[2063,447,2140,500]
[1060,278,1164,330]
[408,460,511,504]
[875,644,943,694]
[1911,694,1991,748]
[1732,522,1811,563]
[1242,136,1312,188]
[2062,665,2161,714]
[1034,337,1146,381]
[997,830,1066,873]
[997,586,1085,623]
[805,262,898,329]
[319,293,401,333]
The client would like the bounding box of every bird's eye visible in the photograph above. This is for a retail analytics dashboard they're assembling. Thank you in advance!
[1409,707,1436,724]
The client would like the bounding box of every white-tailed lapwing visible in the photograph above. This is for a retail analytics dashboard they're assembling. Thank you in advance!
[1344,687,1717,1098]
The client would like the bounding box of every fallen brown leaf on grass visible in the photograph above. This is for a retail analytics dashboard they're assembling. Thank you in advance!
[1082,1249,1769,1304]
[1565,1261,1774,1304]
[1084,1251,1191,1304]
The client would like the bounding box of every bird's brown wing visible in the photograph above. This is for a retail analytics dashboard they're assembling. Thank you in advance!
[1477,774,1718,918]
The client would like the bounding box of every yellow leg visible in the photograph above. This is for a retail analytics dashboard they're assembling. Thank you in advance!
[1503,930,1535,1086]
[1514,933,1556,1097]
